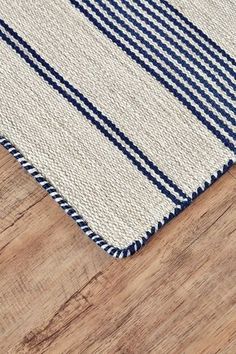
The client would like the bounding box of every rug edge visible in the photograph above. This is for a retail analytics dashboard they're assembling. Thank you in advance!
[0,135,234,258]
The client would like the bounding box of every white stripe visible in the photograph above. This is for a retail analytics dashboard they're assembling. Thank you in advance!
[143,0,236,85]
[80,0,235,144]
[105,0,236,130]
[130,1,236,98]
[157,0,236,71]
[118,0,236,109]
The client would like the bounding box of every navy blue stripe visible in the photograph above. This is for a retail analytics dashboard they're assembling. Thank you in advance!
[0,18,188,200]
[103,0,236,125]
[157,0,235,77]
[122,0,236,112]
[70,0,236,152]
[0,28,182,205]
[145,0,236,92]
[159,0,236,67]
[135,0,236,101]
[92,0,236,136]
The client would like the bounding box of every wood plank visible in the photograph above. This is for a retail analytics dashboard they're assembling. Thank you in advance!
[0,146,235,353]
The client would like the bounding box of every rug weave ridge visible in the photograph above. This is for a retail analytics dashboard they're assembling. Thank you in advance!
[0,0,235,257]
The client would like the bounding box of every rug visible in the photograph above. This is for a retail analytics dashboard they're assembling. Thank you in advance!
[0,0,235,257]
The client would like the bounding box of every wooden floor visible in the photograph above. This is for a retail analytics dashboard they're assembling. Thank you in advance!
[0,146,236,354]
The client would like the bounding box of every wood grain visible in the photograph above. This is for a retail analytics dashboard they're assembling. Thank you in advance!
[0,145,235,354]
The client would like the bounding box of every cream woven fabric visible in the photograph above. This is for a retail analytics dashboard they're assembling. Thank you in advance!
[0,0,235,257]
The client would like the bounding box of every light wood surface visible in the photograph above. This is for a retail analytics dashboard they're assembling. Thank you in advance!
[0,146,235,354]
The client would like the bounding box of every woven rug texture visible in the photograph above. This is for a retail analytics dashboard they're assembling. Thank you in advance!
[0,0,235,257]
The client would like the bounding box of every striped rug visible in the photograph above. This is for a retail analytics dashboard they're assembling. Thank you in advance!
[0,0,235,257]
